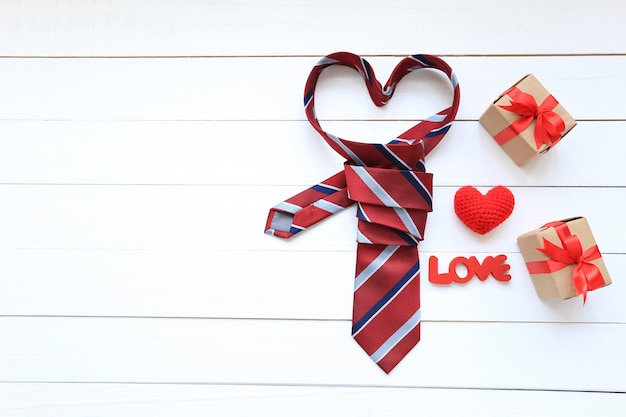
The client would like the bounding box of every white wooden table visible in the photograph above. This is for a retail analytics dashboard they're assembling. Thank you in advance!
[0,1,624,415]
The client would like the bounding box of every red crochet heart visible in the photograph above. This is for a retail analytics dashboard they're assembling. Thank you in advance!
[454,186,515,235]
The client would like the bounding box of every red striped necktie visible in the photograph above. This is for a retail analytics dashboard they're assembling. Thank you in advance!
[265,53,460,373]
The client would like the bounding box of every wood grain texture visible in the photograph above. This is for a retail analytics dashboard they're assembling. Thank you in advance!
[0,120,623,186]
[0,0,625,415]
[0,248,621,322]
[1,384,624,417]
[0,56,624,121]
[0,0,625,56]
[0,185,622,253]
[1,317,625,392]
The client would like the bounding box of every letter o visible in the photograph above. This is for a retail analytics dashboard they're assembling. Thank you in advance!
[450,256,474,283]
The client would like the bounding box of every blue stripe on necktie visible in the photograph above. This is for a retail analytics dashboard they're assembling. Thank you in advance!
[356,203,369,221]
[393,229,419,246]
[389,138,415,145]
[352,260,420,335]
[289,225,304,234]
[410,54,435,67]
[361,58,373,85]
[425,124,451,138]
[398,170,432,208]
[374,144,411,170]
[304,90,314,107]
[311,184,338,195]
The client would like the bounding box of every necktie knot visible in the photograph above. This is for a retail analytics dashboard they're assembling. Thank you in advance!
[344,162,433,247]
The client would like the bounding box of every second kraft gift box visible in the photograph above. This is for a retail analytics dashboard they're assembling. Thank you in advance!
[517,217,612,301]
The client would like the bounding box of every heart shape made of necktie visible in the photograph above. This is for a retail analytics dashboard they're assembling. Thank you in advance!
[266,52,460,373]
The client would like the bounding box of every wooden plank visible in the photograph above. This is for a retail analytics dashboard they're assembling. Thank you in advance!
[0,120,620,187]
[0,383,624,417]
[1,317,624,392]
[0,185,622,254]
[0,249,621,323]
[0,0,624,56]
[0,56,624,121]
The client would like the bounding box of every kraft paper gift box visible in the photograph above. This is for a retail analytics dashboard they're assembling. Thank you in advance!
[479,74,577,166]
[517,217,611,301]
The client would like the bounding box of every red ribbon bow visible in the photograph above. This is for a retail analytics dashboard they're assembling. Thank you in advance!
[525,221,605,303]
[494,87,566,149]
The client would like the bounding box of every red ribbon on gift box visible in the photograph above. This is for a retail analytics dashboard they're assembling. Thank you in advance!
[494,87,566,149]
[525,221,605,303]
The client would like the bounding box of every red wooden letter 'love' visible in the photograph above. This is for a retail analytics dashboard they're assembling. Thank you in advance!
[428,255,511,284]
